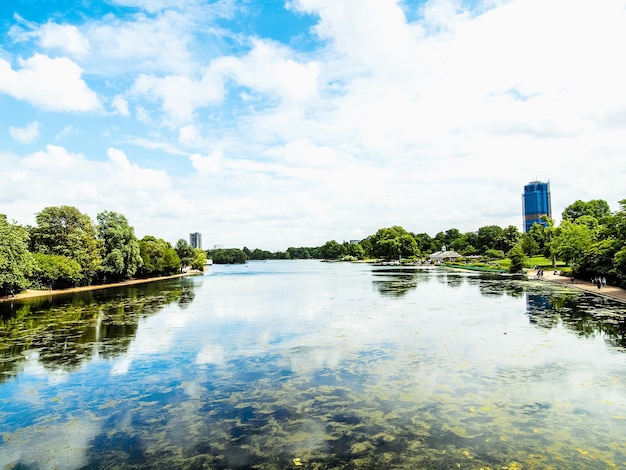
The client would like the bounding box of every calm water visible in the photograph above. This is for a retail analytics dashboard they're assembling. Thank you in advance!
[1,260,626,469]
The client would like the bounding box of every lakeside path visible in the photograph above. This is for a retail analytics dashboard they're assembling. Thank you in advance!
[0,272,201,303]
[528,269,626,304]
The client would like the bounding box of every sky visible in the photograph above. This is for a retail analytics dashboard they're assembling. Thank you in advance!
[1,0,625,251]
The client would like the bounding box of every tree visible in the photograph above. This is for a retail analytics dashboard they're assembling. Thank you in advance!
[553,219,596,271]
[175,239,195,270]
[370,226,419,259]
[318,240,345,260]
[507,242,527,273]
[0,215,34,296]
[30,253,82,289]
[562,199,611,222]
[501,225,521,253]
[138,236,181,276]
[97,211,142,281]
[190,248,207,270]
[208,248,247,264]
[30,206,102,284]
[476,225,504,253]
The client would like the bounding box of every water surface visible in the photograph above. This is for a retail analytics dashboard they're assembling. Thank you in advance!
[1,261,626,469]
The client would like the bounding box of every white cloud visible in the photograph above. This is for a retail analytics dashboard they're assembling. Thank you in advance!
[38,21,90,57]
[0,54,99,112]
[9,121,40,144]
[111,95,130,116]
[190,150,223,175]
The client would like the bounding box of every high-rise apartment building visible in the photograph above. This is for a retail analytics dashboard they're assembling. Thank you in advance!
[189,232,202,249]
[522,181,552,233]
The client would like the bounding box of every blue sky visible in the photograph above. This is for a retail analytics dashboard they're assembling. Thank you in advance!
[1,0,625,251]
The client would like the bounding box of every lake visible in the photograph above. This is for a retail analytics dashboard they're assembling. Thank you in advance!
[1,260,626,469]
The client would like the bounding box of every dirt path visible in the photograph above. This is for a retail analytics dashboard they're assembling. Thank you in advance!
[528,269,626,303]
[0,272,202,303]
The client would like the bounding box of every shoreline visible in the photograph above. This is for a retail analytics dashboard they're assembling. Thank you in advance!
[527,269,626,304]
[0,272,202,303]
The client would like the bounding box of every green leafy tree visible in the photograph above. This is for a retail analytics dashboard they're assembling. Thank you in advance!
[519,233,539,256]
[553,219,596,271]
[319,240,345,260]
[30,253,82,289]
[507,242,527,273]
[562,199,611,222]
[0,215,34,296]
[208,248,248,264]
[476,225,504,253]
[344,242,365,260]
[30,206,102,284]
[138,236,181,276]
[97,210,142,281]
[190,248,207,270]
[501,225,521,253]
[175,239,195,270]
[370,226,419,259]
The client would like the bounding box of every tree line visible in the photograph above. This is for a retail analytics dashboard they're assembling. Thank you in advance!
[3,198,626,296]
[210,198,626,287]
[1,205,206,297]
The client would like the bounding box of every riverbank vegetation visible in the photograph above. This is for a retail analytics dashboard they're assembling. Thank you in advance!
[1,206,206,297]
[2,198,625,296]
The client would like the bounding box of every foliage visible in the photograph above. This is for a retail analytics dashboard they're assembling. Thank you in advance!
[562,199,611,222]
[370,226,419,260]
[0,215,34,296]
[553,219,596,271]
[318,240,345,260]
[507,242,527,273]
[97,210,142,281]
[30,253,82,289]
[175,239,195,270]
[138,236,181,276]
[190,248,207,270]
[208,248,248,264]
[30,206,102,284]
[483,249,505,259]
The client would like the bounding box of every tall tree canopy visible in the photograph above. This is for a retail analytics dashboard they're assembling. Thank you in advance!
[30,206,102,284]
[562,199,611,222]
[97,210,143,281]
[370,226,419,259]
[0,215,34,296]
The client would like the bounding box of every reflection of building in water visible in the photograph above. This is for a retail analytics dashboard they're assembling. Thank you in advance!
[526,294,555,326]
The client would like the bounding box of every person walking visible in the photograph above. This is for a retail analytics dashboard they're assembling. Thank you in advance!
[602,276,607,287]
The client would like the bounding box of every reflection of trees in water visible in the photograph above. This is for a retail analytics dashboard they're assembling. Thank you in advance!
[371,268,423,297]
[0,279,195,382]
[525,292,626,350]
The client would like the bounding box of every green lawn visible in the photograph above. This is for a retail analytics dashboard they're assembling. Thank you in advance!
[494,256,571,273]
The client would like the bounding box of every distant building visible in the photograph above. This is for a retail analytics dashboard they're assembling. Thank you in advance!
[189,232,202,249]
[522,181,552,233]
[429,244,462,263]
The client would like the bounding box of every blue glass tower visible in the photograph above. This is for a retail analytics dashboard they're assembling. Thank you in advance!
[522,181,551,233]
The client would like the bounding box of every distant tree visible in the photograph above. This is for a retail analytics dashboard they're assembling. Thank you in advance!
[0,215,34,296]
[208,248,248,264]
[175,239,195,270]
[97,210,142,281]
[138,236,181,276]
[562,199,611,222]
[370,226,419,259]
[190,248,207,270]
[287,247,312,259]
[519,233,539,256]
[319,240,345,260]
[476,225,504,253]
[343,241,365,260]
[507,242,527,273]
[30,206,102,284]
[501,225,521,253]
